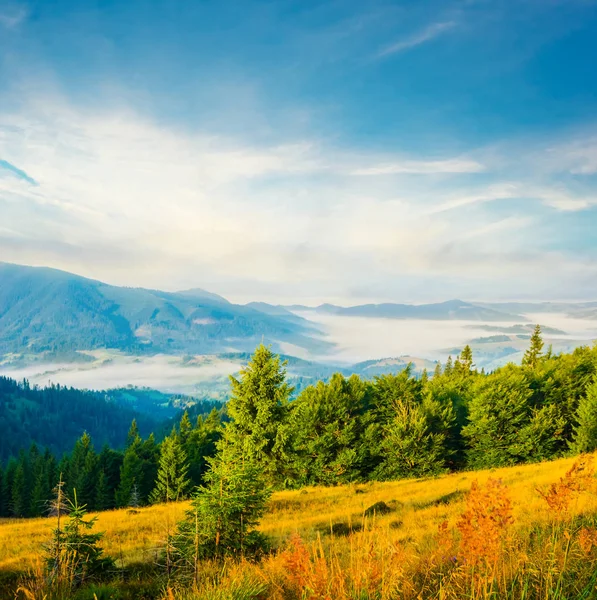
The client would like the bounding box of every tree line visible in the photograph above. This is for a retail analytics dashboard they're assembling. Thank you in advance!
[2,326,597,521]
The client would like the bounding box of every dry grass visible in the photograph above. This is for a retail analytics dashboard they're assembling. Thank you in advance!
[3,453,597,599]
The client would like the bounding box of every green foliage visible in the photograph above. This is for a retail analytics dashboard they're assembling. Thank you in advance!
[174,441,271,562]
[0,376,156,462]
[150,430,191,503]
[289,373,373,486]
[45,487,114,588]
[462,365,565,468]
[224,344,293,486]
[375,392,455,480]
[572,377,597,453]
[522,324,544,369]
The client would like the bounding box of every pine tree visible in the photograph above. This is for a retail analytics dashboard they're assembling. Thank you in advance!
[174,440,270,563]
[223,344,293,486]
[150,432,190,503]
[116,436,144,508]
[185,409,222,487]
[179,411,193,445]
[522,325,544,369]
[11,452,29,517]
[95,470,111,511]
[289,373,372,486]
[572,377,597,453]
[67,433,97,509]
[45,489,114,588]
[126,419,139,448]
[375,392,454,480]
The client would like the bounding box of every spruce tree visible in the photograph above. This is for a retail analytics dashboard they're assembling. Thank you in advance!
[223,344,292,486]
[95,470,111,511]
[185,409,222,487]
[11,453,28,517]
[572,377,597,453]
[46,489,114,588]
[116,436,144,507]
[174,440,270,562]
[375,393,454,480]
[150,432,190,503]
[522,325,544,369]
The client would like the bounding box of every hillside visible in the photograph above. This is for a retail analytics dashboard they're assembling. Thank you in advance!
[2,453,596,598]
[0,376,158,460]
[0,263,328,356]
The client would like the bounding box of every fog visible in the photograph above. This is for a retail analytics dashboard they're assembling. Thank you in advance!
[1,312,596,394]
[294,311,597,364]
[0,353,242,395]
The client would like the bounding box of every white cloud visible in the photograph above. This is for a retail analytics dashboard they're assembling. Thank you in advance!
[378,21,457,57]
[1,95,596,303]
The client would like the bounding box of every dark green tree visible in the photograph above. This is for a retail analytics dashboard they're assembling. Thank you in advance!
[150,431,190,503]
[174,440,270,563]
[223,344,293,486]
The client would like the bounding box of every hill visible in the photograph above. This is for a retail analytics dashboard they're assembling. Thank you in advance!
[2,453,596,598]
[0,262,329,356]
[0,376,158,461]
[282,299,526,321]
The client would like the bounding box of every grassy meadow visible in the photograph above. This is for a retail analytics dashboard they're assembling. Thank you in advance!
[2,452,597,599]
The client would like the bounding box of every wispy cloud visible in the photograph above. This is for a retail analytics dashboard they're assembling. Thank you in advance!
[0,5,28,29]
[351,157,483,176]
[1,94,596,303]
[378,21,457,57]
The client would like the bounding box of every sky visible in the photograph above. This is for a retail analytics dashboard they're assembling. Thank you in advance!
[1,0,597,305]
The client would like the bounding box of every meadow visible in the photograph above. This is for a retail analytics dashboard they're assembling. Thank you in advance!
[2,452,597,599]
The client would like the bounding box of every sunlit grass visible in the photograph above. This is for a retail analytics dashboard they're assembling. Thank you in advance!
[3,453,597,599]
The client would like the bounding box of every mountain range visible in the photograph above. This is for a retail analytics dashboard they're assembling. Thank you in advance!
[0,262,326,356]
[1,262,595,362]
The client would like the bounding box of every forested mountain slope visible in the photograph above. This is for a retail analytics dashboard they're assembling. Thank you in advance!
[0,377,157,460]
[0,262,326,355]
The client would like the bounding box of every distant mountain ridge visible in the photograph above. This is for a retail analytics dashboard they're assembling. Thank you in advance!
[0,263,328,356]
[273,299,527,322]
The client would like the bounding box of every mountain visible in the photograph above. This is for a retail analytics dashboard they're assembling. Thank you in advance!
[0,263,330,356]
[284,299,526,321]
[477,301,597,319]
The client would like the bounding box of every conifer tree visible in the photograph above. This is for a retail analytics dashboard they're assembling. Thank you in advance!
[116,436,144,508]
[185,409,222,487]
[572,377,597,453]
[522,325,544,369]
[95,470,111,511]
[223,344,293,486]
[0,465,4,518]
[174,440,270,562]
[150,431,190,503]
[45,489,114,588]
[11,453,28,517]
[375,392,455,480]
[178,411,193,445]
[126,419,139,448]
[67,433,97,509]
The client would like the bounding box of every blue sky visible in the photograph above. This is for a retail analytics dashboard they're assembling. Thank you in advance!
[0,0,597,304]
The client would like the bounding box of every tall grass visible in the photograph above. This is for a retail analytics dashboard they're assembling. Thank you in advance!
[5,453,597,600]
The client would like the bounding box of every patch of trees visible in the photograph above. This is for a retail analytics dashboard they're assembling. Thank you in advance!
[0,377,158,461]
[2,328,597,523]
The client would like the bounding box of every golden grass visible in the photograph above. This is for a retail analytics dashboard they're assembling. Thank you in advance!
[4,453,597,599]
[1,452,595,573]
